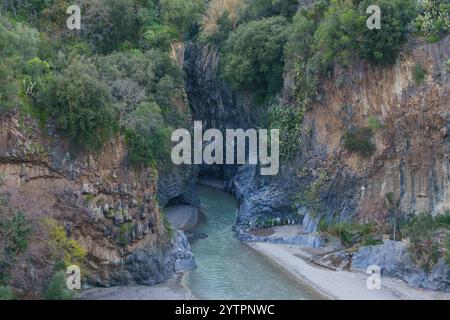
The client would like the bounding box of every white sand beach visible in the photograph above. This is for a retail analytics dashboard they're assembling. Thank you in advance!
[247,242,450,300]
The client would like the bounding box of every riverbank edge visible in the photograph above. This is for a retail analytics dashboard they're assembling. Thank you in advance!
[77,272,196,300]
[246,242,450,300]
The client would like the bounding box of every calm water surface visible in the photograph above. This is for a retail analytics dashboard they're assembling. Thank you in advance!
[186,185,322,300]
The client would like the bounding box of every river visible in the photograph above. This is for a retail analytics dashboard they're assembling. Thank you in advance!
[186,185,322,300]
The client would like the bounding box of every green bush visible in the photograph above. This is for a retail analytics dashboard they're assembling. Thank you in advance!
[295,171,329,218]
[124,101,172,167]
[23,57,51,99]
[415,0,450,43]
[326,222,381,247]
[117,223,133,246]
[200,10,235,46]
[412,63,428,85]
[0,13,39,113]
[367,116,384,130]
[269,105,305,158]
[42,218,87,268]
[342,127,376,157]
[313,0,363,68]
[445,236,450,264]
[222,16,288,98]
[79,0,141,53]
[160,211,175,239]
[356,0,417,65]
[143,25,179,51]
[401,212,450,271]
[159,0,204,36]
[1,211,32,255]
[0,211,32,284]
[285,4,326,109]
[240,0,299,21]
[44,271,74,300]
[0,286,14,300]
[95,49,187,168]
[284,0,416,112]
[43,58,117,152]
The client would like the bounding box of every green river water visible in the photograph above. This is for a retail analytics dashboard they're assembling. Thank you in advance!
[186,185,322,300]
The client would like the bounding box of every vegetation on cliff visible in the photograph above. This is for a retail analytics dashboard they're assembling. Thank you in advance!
[198,0,449,159]
[0,0,197,167]
[0,0,202,299]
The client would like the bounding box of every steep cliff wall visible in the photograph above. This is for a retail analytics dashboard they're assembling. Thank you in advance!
[302,36,450,219]
[185,34,450,231]
[0,112,195,295]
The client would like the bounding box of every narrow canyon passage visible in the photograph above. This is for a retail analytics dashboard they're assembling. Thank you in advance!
[186,185,322,300]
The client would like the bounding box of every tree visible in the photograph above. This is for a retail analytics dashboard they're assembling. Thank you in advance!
[43,58,117,151]
[124,101,171,167]
[356,0,417,64]
[81,0,141,53]
[222,16,288,97]
[159,0,204,37]
[415,0,450,43]
[44,271,74,300]
[0,13,39,113]
[200,0,244,44]
[313,0,362,68]
[240,0,299,21]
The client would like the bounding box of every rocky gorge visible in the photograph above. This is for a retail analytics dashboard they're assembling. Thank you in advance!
[1,0,449,299]
[183,32,450,292]
[0,112,196,295]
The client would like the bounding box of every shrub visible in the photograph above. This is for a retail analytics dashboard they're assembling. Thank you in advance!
[44,271,74,300]
[43,58,117,152]
[285,5,325,109]
[269,105,304,158]
[326,222,381,247]
[159,0,204,36]
[23,57,51,99]
[200,0,244,44]
[1,211,32,255]
[0,211,32,284]
[415,0,450,43]
[222,16,288,98]
[81,0,141,53]
[42,218,87,268]
[401,212,450,271]
[367,116,384,130]
[412,63,427,85]
[342,127,376,157]
[313,0,362,68]
[0,286,14,300]
[160,211,175,239]
[0,14,39,113]
[240,0,299,21]
[295,171,329,218]
[445,236,450,264]
[356,0,417,65]
[95,49,186,125]
[117,223,133,246]
[143,25,179,51]
[0,172,6,185]
[124,101,172,167]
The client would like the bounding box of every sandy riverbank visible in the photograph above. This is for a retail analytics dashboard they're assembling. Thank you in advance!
[247,242,450,300]
[77,274,195,300]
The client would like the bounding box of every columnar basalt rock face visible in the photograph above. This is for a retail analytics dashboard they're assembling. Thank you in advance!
[303,36,450,218]
[185,36,450,231]
[0,112,195,291]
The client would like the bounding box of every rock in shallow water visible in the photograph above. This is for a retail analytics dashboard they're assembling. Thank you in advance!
[124,230,196,286]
